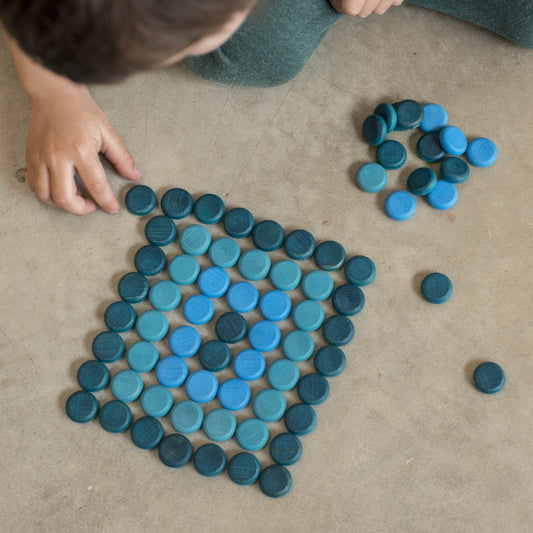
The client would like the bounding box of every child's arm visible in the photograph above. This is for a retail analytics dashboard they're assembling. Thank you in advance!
[5,35,141,215]
[330,0,404,18]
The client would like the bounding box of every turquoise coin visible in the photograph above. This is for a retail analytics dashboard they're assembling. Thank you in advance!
[110,369,144,402]
[226,281,259,312]
[259,290,292,321]
[301,270,334,300]
[344,255,376,287]
[208,237,241,268]
[98,400,132,433]
[215,312,248,343]
[267,359,300,391]
[407,167,438,196]
[183,294,215,325]
[125,185,156,216]
[473,362,505,394]
[130,416,164,449]
[149,280,181,311]
[118,272,149,303]
[284,230,316,260]
[427,180,458,210]
[252,220,285,251]
[144,215,177,246]
[161,188,193,219]
[248,321,281,352]
[66,390,99,423]
[297,373,330,405]
[77,360,110,392]
[322,315,355,346]
[104,301,136,333]
[314,346,346,377]
[466,137,498,167]
[140,385,173,417]
[270,433,302,466]
[155,355,189,388]
[282,330,315,362]
[417,133,446,163]
[179,224,212,256]
[233,349,266,381]
[126,341,159,373]
[314,241,346,271]
[439,126,467,156]
[284,403,317,436]
[421,272,453,304]
[223,207,255,238]
[362,114,388,146]
[217,378,251,411]
[92,331,125,363]
[158,434,193,468]
[136,310,168,342]
[440,157,470,184]
[393,99,423,130]
[252,389,287,422]
[227,453,261,486]
[269,260,302,291]
[376,140,407,170]
[236,418,269,451]
[185,370,219,403]
[168,254,200,285]
[170,400,204,433]
[384,190,416,221]
[203,409,237,442]
[198,267,230,298]
[259,465,292,498]
[238,249,271,281]
[292,300,325,332]
[198,340,232,372]
[356,162,388,193]
[374,102,398,133]
[193,444,226,477]
[420,103,448,133]
[134,245,166,276]
[193,193,225,224]
[168,325,201,357]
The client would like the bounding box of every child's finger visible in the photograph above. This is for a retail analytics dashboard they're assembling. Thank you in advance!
[330,0,366,16]
[374,0,394,14]
[27,163,53,206]
[49,162,97,215]
[358,0,382,18]
[101,126,142,182]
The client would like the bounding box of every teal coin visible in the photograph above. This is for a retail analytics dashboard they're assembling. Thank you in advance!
[421,272,453,304]
[203,408,237,442]
[130,416,164,449]
[440,157,470,184]
[374,102,398,133]
[314,346,346,377]
[344,255,376,287]
[110,369,144,402]
[104,301,136,333]
[140,385,174,417]
[252,389,287,422]
[284,403,317,436]
[297,373,330,405]
[118,272,150,303]
[223,207,255,238]
[292,300,325,332]
[314,241,346,271]
[284,230,316,260]
[473,362,506,394]
[282,330,315,361]
[269,260,302,291]
[168,254,200,285]
[356,162,388,193]
[169,400,204,433]
[161,188,193,219]
[362,114,388,146]
[158,434,193,468]
[126,341,159,373]
[238,249,271,281]
[193,443,226,476]
[236,418,269,451]
[77,360,110,392]
[144,215,177,246]
[134,245,166,276]
[407,167,438,196]
[270,433,302,466]
[393,99,423,130]
[301,270,334,301]
[135,310,169,341]
[252,220,285,251]
[179,224,212,255]
[267,359,300,391]
[208,237,241,268]
[149,280,181,311]
[416,133,446,163]
[92,331,125,363]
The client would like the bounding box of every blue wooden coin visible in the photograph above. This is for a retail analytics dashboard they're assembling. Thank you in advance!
[301,270,334,301]
[208,237,241,268]
[393,99,423,130]
[193,193,225,224]
[292,300,325,332]
[125,185,156,216]
[158,434,193,468]
[135,310,168,342]
[110,369,144,402]
[269,260,302,291]
[284,229,316,260]
[297,373,330,405]
[126,341,159,373]
[183,294,215,325]
[407,167,438,196]
[385,190,416,221]
[267,359,300,391]
[252,220,285,251]
[322,315,355,346]
[227,452,261,486]
[193,443,226,477]
[332,284,365,316]
[259,465,292,498]
[270,433,302,466]
[252,389,287,422]
[92,331,125,363]
[344,255,376,287]
[314,240,346,271]
[215,312,248,343]
[98,400,132,433]
[238,249,271,281]
[134,245,166,276]
[185,370,219,403]
[473,362,506,394]
[439,125,467,156]
[248,321,281,352]
[168,326,201,357]
[66,390,99,423]
[155,355,189,388]
[223,207,255,238]
[161,188,193,219]
[427,180,458,210]
[149,280,181,311]
[362,114,388,146]
[420,103,448,133]
[236,418,269,451]
[130,416,164,449]
[356,162,388,193]
[144,215,177,246]
[314,346,346,377]
[179,224,212,256]
[417,132,446,163]
[169,400,204,433]
[198,340,232,372]
[226,281,259,313]
[168,254,200,285]
[440,157,470,183]
[376,140,407,169]
[203,409,237,442]
[374,102,397,133]
[198,266,230,298]
[466,137,498,167]
[77,360,110,392]
[259,290,292,321]
[118,272,149,303]
[217,378,251,411]
[282,330,315,362]
[140,385,174,417]
[233,349,266,381]
[284,403,317,435]
[104,301,136,333]
[421,272,453,304]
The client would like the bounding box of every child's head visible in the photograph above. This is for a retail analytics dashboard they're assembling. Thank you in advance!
[0,0,256,83]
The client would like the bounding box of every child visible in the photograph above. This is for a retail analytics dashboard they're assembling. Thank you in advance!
[1,0,531,216]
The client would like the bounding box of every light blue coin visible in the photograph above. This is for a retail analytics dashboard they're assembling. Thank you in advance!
[111,369,144,402]
[420,103,448,133]
[233,349,266,381]
[466,137,498,168]
[183,294,215,325]
[356,163,388,193]
[149,280,181,311]
[203,409,237,442]
[208,237,241,268]
[248,321,281,352]
[217,378,251,411]
[301,270,334,301]
[155,355,189,388]
[236,419,269,451]
[140,385,174,417]
[439,125,467,156]
[292,300,325,332]
[384,190,416,221]
[269,260,302,291]
[226,281,259,313]
[179,224,212,256]
[198,267,230,298]
[238,249,271,281]
[186,370,219,403]
[427,180,458,210]
[267,359,300,391]
[170,400,204,433]
[259,290,292,321]
[168,326,202,357]
[136,310,169,342]
[168,254,200,285]
[282,330,315,361]
[126,341,159,373]
[252,389,287,422]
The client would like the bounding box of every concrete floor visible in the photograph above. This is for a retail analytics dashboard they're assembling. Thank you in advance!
[1,4,532,533]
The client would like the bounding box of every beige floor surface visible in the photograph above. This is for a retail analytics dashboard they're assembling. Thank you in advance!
[1,4,532,533]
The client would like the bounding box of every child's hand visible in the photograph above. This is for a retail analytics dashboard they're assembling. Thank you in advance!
[26,86,141,215]
[330,0,404,18]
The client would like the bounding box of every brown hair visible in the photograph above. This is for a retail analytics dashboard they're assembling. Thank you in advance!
[0,0,255,83]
